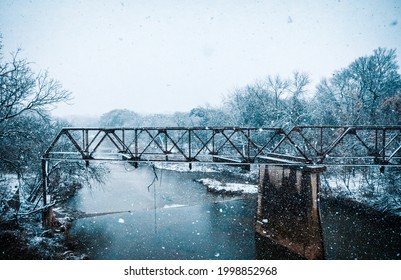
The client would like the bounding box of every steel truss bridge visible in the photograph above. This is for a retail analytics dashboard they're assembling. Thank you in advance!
[38,125,401,223]
[43,126,401,167]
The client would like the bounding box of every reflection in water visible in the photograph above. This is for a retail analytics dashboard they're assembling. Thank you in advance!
[256,164,401,260]
[319,198,401,260]
[256,165,325,259]
[255,233,304,260]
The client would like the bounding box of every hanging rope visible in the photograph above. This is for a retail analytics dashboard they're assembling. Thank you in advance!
[149,163,163,234]
[146,164,159,191]
[153,169,158,234]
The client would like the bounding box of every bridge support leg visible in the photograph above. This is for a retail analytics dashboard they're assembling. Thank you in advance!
[41,159,51,227]
[256,165,326,259]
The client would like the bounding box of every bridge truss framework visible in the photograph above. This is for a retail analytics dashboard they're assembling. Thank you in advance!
[43,126,401,166]
[39,126,401,213]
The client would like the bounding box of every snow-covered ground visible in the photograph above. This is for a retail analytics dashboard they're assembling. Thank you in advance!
[321,173,401,216]
[154,162,259,195]
[195,178,258,194]
[0,173,85,259]
[153,162,219,173]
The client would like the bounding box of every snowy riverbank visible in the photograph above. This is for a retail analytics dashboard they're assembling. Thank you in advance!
[320,172,401,217]
[154,162,259,195]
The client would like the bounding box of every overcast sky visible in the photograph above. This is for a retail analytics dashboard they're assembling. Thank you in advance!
[0,0,400,117]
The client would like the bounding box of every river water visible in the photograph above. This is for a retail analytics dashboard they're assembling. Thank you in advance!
[66,163,401,260]
[67,163,257,260]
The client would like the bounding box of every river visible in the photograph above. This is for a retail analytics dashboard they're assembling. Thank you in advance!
[66,163,401,260]
[67,163,257,259]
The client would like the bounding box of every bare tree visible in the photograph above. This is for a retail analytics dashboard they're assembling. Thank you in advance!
[0,50,71,125]
[350,48,401,124]
[287,71,311,126]
[266,75,291,108]
[224,72,312,128]
[0,37,111,227]
[0,39,71,175]
[381,92,401,124]
[312,48,401,125]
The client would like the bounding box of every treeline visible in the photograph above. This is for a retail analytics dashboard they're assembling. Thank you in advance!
[97,48,401,129]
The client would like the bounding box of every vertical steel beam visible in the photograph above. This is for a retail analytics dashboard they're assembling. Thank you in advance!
[122,129,125,152]
[320,127,323,155]
[247,129,251,159]
[41,159,48,207]
[41,158,49,226]
[134,129,138,158]
[382,129,386,162]
[375,129,378,161]
[188,129,192,170]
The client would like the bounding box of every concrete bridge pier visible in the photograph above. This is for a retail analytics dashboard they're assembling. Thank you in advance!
[256,164,326,260]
